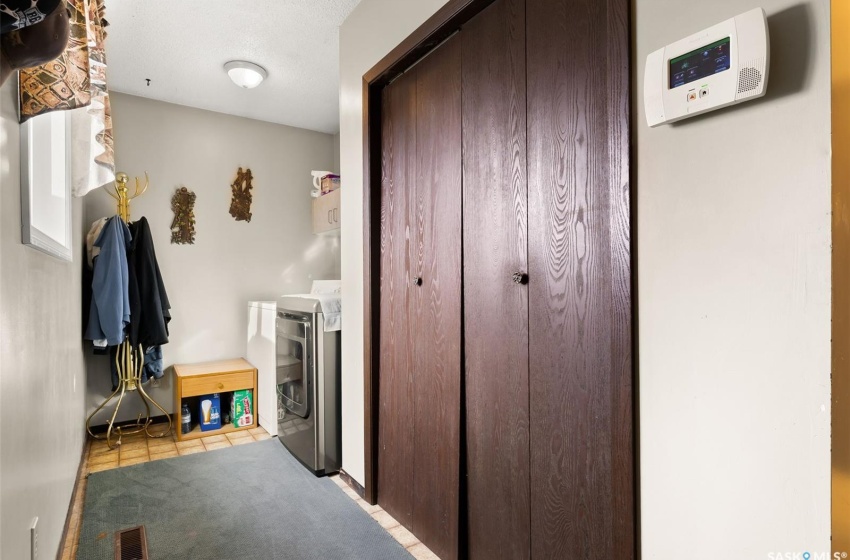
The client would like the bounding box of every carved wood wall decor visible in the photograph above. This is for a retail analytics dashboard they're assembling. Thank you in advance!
[229,167,253,222]
[170,186,196,244]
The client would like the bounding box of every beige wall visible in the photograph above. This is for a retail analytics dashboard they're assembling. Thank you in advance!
[341,0,833,554]
[834,0,850,552]
[0,79,87,559]
[636,0,831,557]
[84,93,339,422]
[338,0,451,488]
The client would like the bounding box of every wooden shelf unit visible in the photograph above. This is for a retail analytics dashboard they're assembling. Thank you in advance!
[174,358,258,442]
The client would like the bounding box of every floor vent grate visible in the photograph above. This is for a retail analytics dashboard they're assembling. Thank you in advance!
[114,526,148,560]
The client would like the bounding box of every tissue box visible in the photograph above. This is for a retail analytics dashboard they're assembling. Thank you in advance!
[199,393,221,432]
[231,389,254,428]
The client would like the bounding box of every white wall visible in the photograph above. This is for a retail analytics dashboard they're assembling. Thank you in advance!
[340,0,832,554]
[333,132,341,175]
[339,0,451,488]
[636,1,831,557]
[0,79,87,559]
[84,93,339,422]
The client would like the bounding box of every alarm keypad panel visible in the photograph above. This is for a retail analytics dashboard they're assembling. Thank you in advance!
[644,8,769,127]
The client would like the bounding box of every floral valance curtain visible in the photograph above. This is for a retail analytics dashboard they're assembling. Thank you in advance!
[18,0,114,197]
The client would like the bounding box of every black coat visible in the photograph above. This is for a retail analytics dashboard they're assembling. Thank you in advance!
[128,217,171,347]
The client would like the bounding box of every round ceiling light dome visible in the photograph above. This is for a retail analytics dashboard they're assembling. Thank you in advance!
[224,61,268,89]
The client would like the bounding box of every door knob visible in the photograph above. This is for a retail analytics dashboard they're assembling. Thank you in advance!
[412,276,423,287]
[512,272,528,285]
[217,383,224,390]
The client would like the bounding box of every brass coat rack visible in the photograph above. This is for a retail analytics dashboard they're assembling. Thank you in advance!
[85,172,173,449]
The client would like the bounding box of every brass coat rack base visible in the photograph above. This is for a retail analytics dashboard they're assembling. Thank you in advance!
[85,342,173,449]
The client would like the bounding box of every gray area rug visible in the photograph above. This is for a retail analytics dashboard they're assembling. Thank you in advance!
[78,439,412,560]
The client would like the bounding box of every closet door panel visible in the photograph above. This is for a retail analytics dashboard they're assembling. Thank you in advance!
[526,0,633,558]
[410,34,463,560]
[377,69,418,529]
[461,1,530,559]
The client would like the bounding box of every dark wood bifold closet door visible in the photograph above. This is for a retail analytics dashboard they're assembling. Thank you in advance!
[411,34,462,560]
[526,0,634,558]
[378,67,417,529]
[461,1,530,559]
[377,34,463,560]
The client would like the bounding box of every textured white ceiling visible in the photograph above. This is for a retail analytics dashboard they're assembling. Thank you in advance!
[105,0,361,134]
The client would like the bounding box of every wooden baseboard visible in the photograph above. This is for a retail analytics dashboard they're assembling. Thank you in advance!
[88,414,173,434]
[56,435,89,559]
[339,469,368,502]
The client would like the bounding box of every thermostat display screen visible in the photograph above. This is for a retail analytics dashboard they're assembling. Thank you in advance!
[669,37,731,89]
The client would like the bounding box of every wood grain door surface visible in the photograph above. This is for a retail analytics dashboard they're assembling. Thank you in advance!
[410,34,463,560]
[461,1,531,559]
[526,0,634,558]
[378,34,463,560]
[378,67,417,530]
[376,0,633,558]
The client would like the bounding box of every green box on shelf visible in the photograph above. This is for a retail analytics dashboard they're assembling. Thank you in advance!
[231,389,254,428]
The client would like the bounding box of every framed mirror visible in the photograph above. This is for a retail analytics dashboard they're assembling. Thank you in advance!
[20,111,73,262]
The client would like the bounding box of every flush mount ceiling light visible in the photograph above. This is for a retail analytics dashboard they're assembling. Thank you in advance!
[224,61,268,89]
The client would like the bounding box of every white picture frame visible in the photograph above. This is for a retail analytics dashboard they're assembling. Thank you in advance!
[20,111,73,262]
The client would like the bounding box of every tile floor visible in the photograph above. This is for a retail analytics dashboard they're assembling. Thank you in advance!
[60,424,439,560]
[326,475,440,560]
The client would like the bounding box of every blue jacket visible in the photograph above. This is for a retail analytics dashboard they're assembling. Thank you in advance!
[84,216,132,345]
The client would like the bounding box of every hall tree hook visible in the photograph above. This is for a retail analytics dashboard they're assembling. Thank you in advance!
[107,172,149,222]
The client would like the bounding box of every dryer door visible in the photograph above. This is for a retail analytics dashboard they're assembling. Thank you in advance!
[276,313,312,419]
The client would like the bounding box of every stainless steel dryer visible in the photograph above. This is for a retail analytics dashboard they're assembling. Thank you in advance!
[275,296,341,476]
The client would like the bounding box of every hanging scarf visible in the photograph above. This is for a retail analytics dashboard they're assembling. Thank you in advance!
[18,0,114,197]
